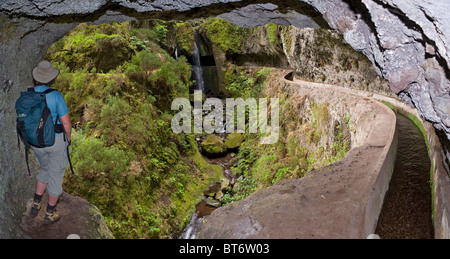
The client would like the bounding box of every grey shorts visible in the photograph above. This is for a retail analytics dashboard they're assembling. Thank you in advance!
[33,133,68,197]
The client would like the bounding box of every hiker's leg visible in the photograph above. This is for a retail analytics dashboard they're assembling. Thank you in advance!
[35,180,47,196]
[34,147,50,193]
[48,194,59,207]
[46,134,68,202]
[43,134,68,225]
[31,180,47,216]
[33,147,50,216]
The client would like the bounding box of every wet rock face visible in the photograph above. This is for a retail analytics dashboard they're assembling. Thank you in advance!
[1,0,450,238]
[304,0,450,139]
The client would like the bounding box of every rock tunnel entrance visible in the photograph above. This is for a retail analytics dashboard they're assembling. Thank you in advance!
[1,0,450,239]
[26,18,434,239]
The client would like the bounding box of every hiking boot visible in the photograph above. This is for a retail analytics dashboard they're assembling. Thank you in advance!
[30,200,42,216]
[44,208,61,225]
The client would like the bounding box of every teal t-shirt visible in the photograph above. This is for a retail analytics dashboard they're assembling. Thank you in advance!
[34,85,69,135]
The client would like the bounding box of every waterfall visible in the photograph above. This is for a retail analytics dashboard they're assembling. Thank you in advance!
[192,31,205,92]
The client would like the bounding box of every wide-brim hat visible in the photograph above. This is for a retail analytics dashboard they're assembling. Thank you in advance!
[32,61,60,84]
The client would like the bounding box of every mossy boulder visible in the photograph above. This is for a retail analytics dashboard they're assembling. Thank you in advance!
[176,21,195,56]
[224,132,243,150]
[200,135,228,158]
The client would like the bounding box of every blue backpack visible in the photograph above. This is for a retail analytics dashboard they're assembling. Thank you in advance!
[15,88,66,175]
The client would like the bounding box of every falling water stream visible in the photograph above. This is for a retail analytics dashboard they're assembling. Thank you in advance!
[179,32,233,239]
[192,31,205,92]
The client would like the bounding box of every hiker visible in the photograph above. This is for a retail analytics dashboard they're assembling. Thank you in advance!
[28,61,72,225]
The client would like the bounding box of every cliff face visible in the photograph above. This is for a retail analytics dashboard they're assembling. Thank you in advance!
[306,0,450,149]
[1,0,449,238]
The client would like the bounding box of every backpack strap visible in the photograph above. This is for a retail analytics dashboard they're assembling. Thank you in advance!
[43,88,57,94]
[38,88,64,133]
[27,87,57,94]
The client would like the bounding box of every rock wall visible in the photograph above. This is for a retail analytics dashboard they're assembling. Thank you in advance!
[280,27,393,96]
[1,0,449,238]
[302,0,450,162]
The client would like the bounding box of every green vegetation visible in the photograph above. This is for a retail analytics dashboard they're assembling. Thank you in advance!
[201,17,248,53]
[46,18,353,237]
[224,132,243,150]
[266,23,279,46]
[224,66,271,99]
[218,67,351,205]
[47,21,222,239]
[48,22,134,73]
[200,135,227,157]
[176,22,195,54]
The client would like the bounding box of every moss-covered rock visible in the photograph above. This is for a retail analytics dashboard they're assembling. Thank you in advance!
[200,17,246,53]
[176,21,195,56]
[200,135,228,158]
[225,132,243,150]
[46,22,134,73]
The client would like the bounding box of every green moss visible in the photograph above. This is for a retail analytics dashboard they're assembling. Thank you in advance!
[281,26,294,55]
[201,135,228,157]
[406,113,428,151]
[430,161,435,225]
[46,21,217,239]
[201,17,247,53]
[306,102,329,144]
[170,150,222,233]
[225,132,243,149]
[176,22,195,54]
[381,100,395,111]
[191,151,223,183]
[46,22,134,73]
[87,206,115,239]
[224,65,270,98]
[251,153,282,187]
[265,23,279,46]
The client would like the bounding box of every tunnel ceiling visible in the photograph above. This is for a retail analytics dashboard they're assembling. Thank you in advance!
[1,0,450,147]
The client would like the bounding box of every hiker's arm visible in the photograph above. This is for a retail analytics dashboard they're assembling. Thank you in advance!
[60,114,72,143]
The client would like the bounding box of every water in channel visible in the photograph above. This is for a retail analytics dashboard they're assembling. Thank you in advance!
[375,113,434,239]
